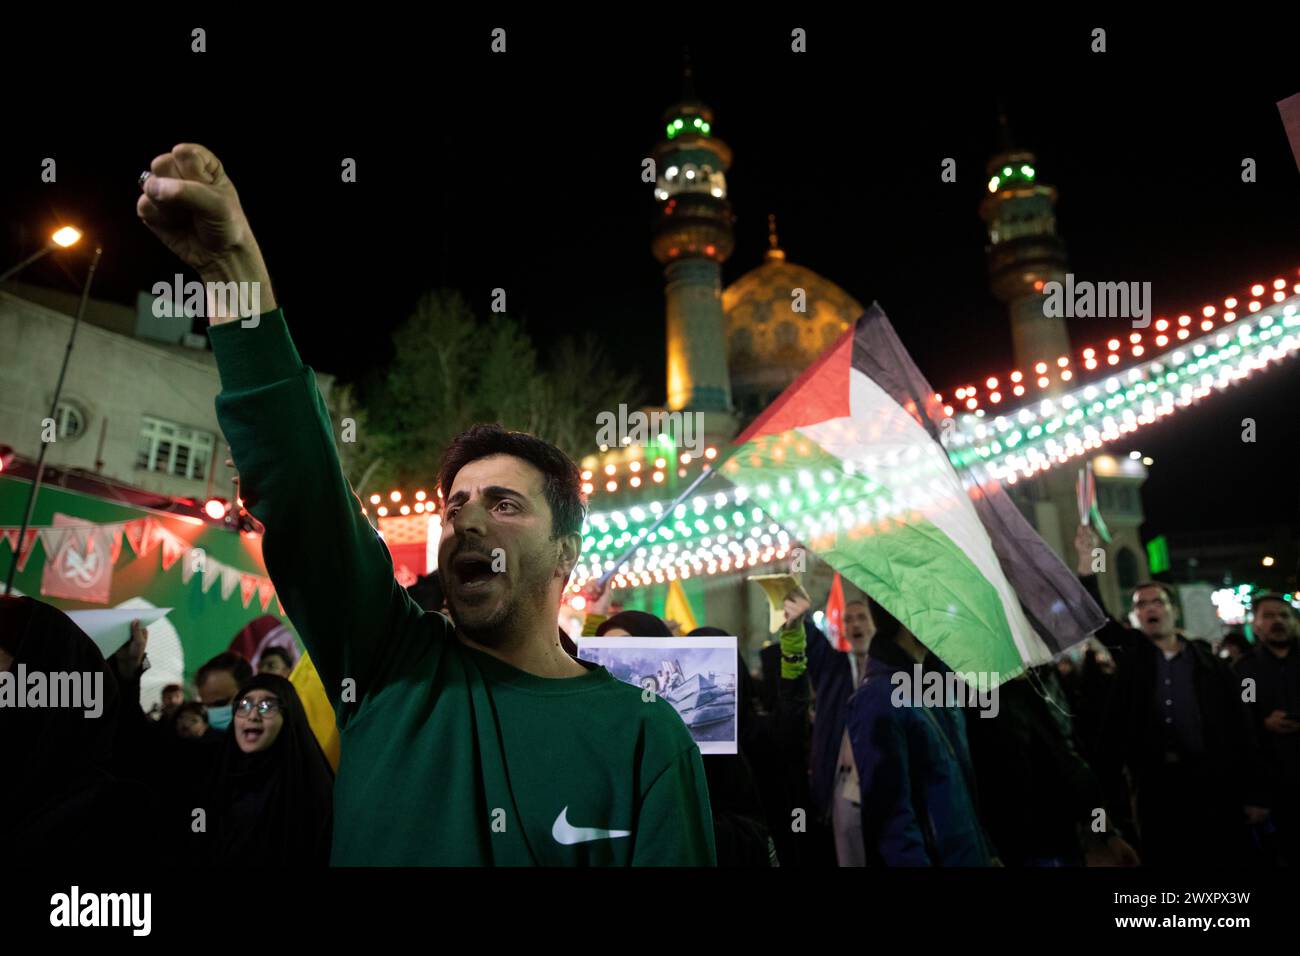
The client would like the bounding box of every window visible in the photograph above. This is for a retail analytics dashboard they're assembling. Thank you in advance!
[136,416,214,481]
[54,401,85,440]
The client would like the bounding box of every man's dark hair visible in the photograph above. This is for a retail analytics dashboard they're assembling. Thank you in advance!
[195,651,253,689]
[865,596,901,644]
[162,683,183,696]
[1130,581,1176,605]
[1221,630,1251,654]
[175,701,207,723]
[259,646,294,670]
[438,424,586,540]
[1251,593,1296,615]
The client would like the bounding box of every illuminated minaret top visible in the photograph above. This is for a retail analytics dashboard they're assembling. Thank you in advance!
[650,62,736,437]
[980,114,1072,372]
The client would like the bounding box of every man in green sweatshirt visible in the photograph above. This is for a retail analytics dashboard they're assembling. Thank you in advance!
[136,142,715,866]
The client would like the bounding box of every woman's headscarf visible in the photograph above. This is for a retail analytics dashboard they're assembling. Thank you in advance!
[207,672,334,866]
[0,595,127,859]
[595,610,673,637]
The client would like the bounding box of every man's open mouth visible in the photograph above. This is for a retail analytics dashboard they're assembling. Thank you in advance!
[453,553,499,591]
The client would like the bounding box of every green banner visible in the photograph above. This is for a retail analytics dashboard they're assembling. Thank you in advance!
[1,474,296,689]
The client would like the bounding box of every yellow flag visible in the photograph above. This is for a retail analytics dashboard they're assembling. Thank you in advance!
[289,650,341,772]
[663,578,699,634]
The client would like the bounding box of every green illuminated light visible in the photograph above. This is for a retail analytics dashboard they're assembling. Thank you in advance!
[1003,166,1013,177]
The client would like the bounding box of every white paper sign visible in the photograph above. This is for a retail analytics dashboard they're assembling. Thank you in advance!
[65,607,172,660]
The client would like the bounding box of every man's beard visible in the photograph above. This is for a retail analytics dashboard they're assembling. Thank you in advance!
[1263,630,1294,647]
[440,566,551,647]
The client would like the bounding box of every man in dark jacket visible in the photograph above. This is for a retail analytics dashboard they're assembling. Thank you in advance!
[846,623,995,866]
[1074,526,1268,866]
[1235,594,1300,864]
[785,589,876,865]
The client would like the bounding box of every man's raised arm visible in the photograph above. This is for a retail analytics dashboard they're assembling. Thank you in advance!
[138,143,419,712]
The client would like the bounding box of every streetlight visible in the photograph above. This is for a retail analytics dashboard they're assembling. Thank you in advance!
[0,225,82,283]
[3,230,102,594]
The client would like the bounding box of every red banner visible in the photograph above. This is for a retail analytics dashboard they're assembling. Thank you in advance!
[40,514,114,605]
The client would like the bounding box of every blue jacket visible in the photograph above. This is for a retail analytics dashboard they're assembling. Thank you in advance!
[804,617,856,820]
[846,647,994,866]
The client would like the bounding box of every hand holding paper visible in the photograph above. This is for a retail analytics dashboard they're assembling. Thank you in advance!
[65,607,172,660]
[748,573,804,634]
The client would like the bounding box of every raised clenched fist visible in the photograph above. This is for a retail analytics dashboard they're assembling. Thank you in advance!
[136,143,276,322]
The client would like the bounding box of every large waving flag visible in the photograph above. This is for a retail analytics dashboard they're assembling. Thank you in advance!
[721,303,1104,682]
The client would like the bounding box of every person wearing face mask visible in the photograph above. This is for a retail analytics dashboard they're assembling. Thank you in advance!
[201,673,334,867]
[195,652,253,734]
[1235,595,1300,864]
[1074,525,1268,866]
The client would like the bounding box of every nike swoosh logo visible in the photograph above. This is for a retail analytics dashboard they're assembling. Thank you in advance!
[551,806,631,845]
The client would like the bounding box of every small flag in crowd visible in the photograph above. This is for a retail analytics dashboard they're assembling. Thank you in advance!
[1076,460,1111,544]
[824,571,848,651]
[664,577,699,634]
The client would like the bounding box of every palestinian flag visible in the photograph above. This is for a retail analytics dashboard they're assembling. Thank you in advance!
[1076,461,1112,544]
[721,304,1104,682]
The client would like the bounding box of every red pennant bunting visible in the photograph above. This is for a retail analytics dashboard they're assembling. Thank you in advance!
[13,529,40,573]
[159,531,185,571]
[257,578,275,612]
[124,518,149,557]
[239,573,259,609]
[107,524,124,565]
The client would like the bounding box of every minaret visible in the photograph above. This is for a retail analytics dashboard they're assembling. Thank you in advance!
[980,114,1072,372]
[650,63,737,439]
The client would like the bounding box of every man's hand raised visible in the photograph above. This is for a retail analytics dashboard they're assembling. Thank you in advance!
[136,143,276,323]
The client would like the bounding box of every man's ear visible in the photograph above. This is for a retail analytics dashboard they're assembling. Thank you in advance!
[556,532,582,580]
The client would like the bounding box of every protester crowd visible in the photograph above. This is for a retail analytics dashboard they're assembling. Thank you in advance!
[7,141,1298,868]
[2,514,1295,869]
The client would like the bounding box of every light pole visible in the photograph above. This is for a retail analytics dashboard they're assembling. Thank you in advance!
[0,226,82,283]
[3,230,101,595]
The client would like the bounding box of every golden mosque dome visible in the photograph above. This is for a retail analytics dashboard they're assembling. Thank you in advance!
[722,216,864,416]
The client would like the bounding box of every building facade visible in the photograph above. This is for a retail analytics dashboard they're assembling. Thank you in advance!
[0,285,332,504]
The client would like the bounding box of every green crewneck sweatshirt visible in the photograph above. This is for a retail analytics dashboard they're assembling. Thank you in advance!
[209,309,715,866]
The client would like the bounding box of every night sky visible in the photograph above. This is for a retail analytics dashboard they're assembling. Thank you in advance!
[5,14,1299,552]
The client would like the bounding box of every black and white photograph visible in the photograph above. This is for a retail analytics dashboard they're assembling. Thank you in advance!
[577,636,739,754]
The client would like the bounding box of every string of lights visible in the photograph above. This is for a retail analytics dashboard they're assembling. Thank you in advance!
[362,279,1299,595]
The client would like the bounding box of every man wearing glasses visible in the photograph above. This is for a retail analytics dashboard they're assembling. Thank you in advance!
[1074,526,1268,866]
